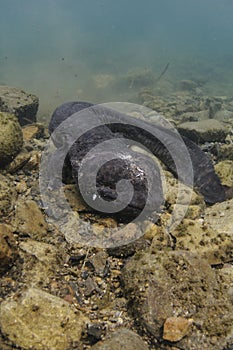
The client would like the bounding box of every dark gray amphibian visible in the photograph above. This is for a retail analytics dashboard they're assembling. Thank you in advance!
[48,101,226,220]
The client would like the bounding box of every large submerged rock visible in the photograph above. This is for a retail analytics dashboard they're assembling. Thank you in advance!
[0,85,39,125]
[122,250,233,349]
[177,119,228,143]
[0,112,23,167]
[0,287,88,350]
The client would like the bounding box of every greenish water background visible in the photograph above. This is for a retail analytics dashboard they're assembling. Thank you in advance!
[1,0,233,119]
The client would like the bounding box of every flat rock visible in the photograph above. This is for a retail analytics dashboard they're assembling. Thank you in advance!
[0,287,88,350]
[178,119,228,143]
[92,328,149,350]
[13,199,48,239]
[22,123,44,141]
[0,224,18,275]
[122,250,233,349]
[163,316,193,342]
[6,151,31,173]
[204,198,233,236]
[179,110,209,123]
[19,239,60,286]
[19,239,57,264]
[0,112,23,166]
[22,150,41,171]
[0,86,39,126]
[165,215,233,265]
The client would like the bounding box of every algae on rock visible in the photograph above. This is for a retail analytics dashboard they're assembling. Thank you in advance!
[0,112,23,167]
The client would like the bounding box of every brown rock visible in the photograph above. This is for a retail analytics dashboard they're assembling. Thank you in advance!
[19,239,59,286]
[7,150,41,173]
[13,199,48,239]
[23,151,41,170]
[7,151,31,173]
[15,180,27,194]
[170,216,233,265]
[163,316,193,342]
[88,251,109,277]
[122,250,233,349]
[0,287,88,350]
[22,123,44,141]
[64,184,89,212]
[0,224,18,275]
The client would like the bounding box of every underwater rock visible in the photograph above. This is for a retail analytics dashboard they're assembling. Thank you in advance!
[179,110,209,123]
[13,199,48,239]
[0,112,23,167]
[215,160,233,188]
[0,287,88,350]
[64,184,90,212]
[177,119,228,143]
[122,250,233,349]
[0,85,39,126]
[218,143,233,161]
[179,79,199,92]
[92,328,149,350]
[215,109,233,121]
[88,251,109,277]
[162,169,204,208]
[217,264,233,306]
[163,316,193,342]
[19,239,60,287]
[22,150,41,171]
[0,174,16,217]
[166,215,233,265]
[6,151,31,173]
[0,224,18,275]
[152,193,233,266]
[22,123,45,142]
[204,198,233,237]
[19,239,58,265]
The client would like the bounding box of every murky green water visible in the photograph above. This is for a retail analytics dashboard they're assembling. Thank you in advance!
[1,0,233,119]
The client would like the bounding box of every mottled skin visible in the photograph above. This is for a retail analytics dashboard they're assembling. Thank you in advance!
[48,101,226,219]
[48,102,164,220]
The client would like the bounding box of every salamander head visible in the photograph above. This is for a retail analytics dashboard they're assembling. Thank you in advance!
[75,152,164,222]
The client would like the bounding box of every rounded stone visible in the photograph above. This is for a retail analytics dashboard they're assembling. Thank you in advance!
[0,175,16,217]
[0,112,23,166]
